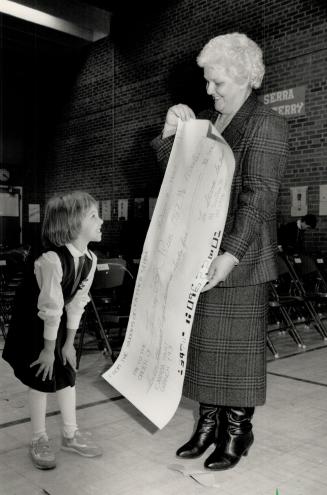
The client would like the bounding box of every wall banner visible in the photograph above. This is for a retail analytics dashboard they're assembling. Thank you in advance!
[259,85,306,118]
[118,199,128,220]
[290,185,308,216]
[28,203,40,223]
[319,184,327,216]
[102,119,235,429]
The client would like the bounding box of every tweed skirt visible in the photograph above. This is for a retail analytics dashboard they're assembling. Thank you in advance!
[183,283,269,406]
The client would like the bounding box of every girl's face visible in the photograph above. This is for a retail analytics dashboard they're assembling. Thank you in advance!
[78,205,103,245]
[204,65,250,115]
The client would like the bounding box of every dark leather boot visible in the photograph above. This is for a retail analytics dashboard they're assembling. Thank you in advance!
[176,403,220,458]
[204,406,254,470]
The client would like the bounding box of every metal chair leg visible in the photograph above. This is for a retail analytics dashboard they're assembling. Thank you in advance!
[304,300,327,340]
[279,306,306,348]
[89,295,114,360]
[267,334,279,359]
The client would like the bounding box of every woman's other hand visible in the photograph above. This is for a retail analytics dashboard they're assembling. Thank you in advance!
[201,253,236,292]
[163,104,196,138]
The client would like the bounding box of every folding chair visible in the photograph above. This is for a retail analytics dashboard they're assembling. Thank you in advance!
[0,258,18,339]
[273,252,327,341]
[289,254,326,296]
[314,254,327,288]
[286,253,327,335]
[268,273,306,358]
[76,258,134,368]
[0,298,12,339]
[313,255,327,320]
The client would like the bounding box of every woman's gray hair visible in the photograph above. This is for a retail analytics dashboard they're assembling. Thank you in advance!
[197,33,265,89]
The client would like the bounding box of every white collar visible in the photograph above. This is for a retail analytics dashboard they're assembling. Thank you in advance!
[66,243,92,260]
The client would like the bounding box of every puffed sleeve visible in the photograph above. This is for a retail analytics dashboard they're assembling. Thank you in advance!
[65,252,97,330]
[35,251,64,341]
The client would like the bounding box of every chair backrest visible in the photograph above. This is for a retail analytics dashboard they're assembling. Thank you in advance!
[0,259,7,289]
[275,253,303,296]
[286,253,327,295]
[315,255,327,282]
[289,254,317,276]
[91,258,131,290]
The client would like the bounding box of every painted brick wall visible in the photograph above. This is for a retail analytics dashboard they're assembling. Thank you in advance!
[41,0,327,255]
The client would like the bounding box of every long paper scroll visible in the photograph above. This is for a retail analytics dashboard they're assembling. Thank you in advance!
[102,119,235,429]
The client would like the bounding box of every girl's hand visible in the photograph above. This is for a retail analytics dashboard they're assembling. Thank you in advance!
[61,342,77,371]
[201,253,236,293]
[163,104,196,137]
[30,349,55,381]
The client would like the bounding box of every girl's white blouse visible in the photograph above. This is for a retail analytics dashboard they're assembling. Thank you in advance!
[34,244,97,341]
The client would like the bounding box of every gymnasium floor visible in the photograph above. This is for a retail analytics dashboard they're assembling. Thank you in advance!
[1,326,327,495]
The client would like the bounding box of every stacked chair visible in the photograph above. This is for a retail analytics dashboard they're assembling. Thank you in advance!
[287,253,327,331]
[76,258,134,368]
[313,254,327,295]
[268,248,327,358]
[0,257,24,339]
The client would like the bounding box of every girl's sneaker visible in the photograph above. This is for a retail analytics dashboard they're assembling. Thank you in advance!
[29,436,56,470]
[61,430,102,457]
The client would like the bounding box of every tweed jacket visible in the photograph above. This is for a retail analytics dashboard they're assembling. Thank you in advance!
[151,93,289,287]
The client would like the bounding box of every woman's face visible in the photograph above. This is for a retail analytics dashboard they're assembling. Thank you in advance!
[204,65,250,115]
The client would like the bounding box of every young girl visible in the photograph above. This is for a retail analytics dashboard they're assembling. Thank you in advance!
[3,191,104,470]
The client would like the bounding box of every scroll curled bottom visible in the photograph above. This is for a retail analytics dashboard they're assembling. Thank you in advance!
[102,119,235,429]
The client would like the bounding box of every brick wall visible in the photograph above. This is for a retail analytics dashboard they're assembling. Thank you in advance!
[39,0,327,255]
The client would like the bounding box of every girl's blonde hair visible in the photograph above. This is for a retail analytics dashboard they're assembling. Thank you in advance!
[42,191,97,248]
[197,32,265,89]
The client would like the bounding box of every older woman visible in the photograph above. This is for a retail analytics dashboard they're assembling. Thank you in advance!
[151,33,288,470]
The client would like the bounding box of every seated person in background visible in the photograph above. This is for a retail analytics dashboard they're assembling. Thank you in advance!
[278,214,317,253]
